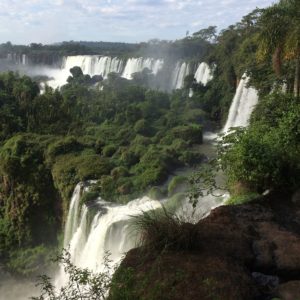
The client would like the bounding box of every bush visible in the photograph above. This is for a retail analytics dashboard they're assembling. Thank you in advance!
[219,93,300,194]
[171,124,203,144]
[8,245,54,276]
[138,167,168,189]
[111,166,129,179]
[133,207,200,253]
[134,119,151,135]
[80,190,99,205]
[225,192,260,205]
[46,137,83,162]
[32,250,112,300]
[102,144,117,157]
[168,176,188,196]
[147,186,167,200]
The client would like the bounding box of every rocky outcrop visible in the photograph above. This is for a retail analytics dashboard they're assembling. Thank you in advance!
[110,193,300,300]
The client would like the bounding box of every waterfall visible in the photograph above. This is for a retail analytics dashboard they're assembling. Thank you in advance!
[56,183,163,286]
[47,56,163,88]
[223,74,259,132]
[22,54,27,65]
[57,170,228,287]
[122,57,163,80]
[47,55,124,88]
[189,62,213,97]
[194,62,213,86]
[62,55,124,78]
[171,62,190,90]
[63,183,83,247]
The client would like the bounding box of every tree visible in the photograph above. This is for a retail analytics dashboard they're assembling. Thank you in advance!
[192,26,217,43]
[257,0,300,97]
[31,250,113,300]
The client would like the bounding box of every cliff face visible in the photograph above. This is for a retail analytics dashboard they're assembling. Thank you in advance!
[109,194,300,300]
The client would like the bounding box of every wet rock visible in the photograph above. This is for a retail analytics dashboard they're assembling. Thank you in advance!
[110,195,300,300]
[252,272,279,288]
[278,281,300,300]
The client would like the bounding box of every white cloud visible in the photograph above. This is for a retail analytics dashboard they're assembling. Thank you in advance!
[0,0,277,44]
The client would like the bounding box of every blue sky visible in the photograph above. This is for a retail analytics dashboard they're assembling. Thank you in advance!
[0,0,277,44]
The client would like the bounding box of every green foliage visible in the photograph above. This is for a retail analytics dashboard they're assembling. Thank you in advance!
[225,193,260,205]
[45,137,84,162]
[0,134,60,263]
[109,266,137,300]
[102,145,117,157]
[111,166,129,179]
[167,176,188,197]
[171,124,203,144]
[219,92,300,194]
[133,207,199,253]
[1,0,298,277]
[147,186,167,200]
[32,250,113,300]
[8,245,54,276]
[52,154,112,209]
[80,190,99,205]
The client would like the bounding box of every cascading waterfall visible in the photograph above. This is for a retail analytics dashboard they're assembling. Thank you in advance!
[47,56,163,88]
[57,154,228,287]
[122,57,163,79]
[189,62,213,97]
[223,73,259,132]
[21,54,27,65]
[194,62,213,85]
[171,61,190,90]
[47,55,123,88]
[6,53,25,65]
[56,182,163,285]
[61,56,124,78]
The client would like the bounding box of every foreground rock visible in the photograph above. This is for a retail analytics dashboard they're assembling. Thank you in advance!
[109,193,300,300]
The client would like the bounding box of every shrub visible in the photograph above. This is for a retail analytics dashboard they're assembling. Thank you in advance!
[8,245,54,276]
[46,136,83,161]
[32,250,112,300]
[171,124,203,144]
[80,190,99,205]
[219,93,300,194]
[134,119,150,135]
[117,181,132,195]
[138,166,168,189]
[120,149,139,167]
[168,176,188,196]
[147,186,167,200]
[111,166,129,179]
[133,207,200,253]
[225,192,260,205]
[102,144,117,157]
[178,150,204,166]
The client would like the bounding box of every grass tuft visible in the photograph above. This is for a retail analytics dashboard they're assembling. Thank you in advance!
[132,206,199,253]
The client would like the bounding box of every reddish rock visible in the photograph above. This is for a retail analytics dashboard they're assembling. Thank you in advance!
[110,194,300,300]
[278,281,300,300]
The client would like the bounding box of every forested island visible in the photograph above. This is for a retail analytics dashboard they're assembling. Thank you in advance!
[0,0,299,299]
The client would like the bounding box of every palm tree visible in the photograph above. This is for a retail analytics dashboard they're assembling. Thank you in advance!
[256,0,300,97]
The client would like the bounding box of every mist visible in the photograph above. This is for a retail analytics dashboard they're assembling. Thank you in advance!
[0,270,39,300]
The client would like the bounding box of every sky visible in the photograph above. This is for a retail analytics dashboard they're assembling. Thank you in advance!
[0,0,277,45]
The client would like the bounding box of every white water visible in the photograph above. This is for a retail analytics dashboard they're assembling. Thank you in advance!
[57,173,228,287]
[171,61,190,89]
[189,62,213,97]
[122,57,163,80]
[47,55,124,88]
[47,56,164,88]
[194,62,213,86]
[57,184,163,285]
[4,54,213,93]
[223,73,259,132]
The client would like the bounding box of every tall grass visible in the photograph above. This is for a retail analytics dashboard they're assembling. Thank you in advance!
[132,206,200,253]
